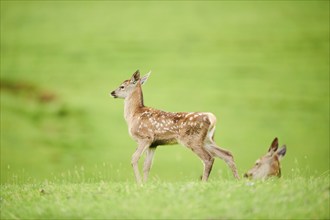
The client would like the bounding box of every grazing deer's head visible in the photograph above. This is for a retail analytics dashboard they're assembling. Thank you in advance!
[244,137,287,180]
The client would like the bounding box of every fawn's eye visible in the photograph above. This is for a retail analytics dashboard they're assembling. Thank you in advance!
[120,86,125,90]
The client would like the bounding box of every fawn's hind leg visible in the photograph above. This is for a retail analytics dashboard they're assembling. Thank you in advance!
[206,144,240,179]
[181,139,215,181]
[193,146,215,181]
[204,117,240,180]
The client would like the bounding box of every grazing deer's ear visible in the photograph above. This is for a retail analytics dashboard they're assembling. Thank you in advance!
[277,145,287,160]
[268,137,279,153]
[140,71,151,85]
[130,70,140,84]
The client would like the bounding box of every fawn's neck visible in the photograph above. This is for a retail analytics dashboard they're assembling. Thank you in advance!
[124,84,144,123]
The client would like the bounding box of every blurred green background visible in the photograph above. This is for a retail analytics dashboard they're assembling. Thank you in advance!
[1,1,329,183]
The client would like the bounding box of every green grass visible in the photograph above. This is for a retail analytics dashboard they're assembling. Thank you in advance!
[1,175,329,219]
[0,1,329,219]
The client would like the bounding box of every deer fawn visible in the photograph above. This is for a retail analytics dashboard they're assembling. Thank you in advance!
[110,70,240,184]
[244,137,287,180]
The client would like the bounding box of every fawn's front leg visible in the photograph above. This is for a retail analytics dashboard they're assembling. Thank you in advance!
[143,147,156,182]
[131,140,151,185]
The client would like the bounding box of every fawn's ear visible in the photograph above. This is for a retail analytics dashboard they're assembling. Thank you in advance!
[268,137,279,153]
[140,71,151,85]
[130,70,140,84]
[277,145,287,160]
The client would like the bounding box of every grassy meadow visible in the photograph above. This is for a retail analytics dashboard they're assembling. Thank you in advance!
[1,1,329,219]
[1,177,329,219]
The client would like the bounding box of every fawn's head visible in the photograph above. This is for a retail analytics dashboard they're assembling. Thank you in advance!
[244,137,287,180]
[110,70,150,99]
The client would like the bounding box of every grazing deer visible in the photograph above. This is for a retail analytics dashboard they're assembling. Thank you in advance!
[244,137,287,180]
[110,70,240,184]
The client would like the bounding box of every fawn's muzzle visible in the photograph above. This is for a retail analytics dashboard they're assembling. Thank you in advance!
[110,91,117,98]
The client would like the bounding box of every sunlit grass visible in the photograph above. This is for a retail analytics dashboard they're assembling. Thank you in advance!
[1,173,329,219]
